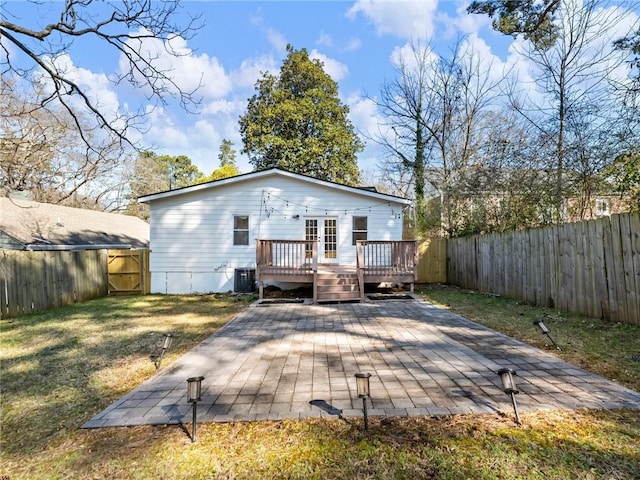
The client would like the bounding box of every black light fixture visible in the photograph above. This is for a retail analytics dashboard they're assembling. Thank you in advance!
[534,318,561,351]
[186,376,205,442]
[497,368,521,425]
[355,372,371,431]
[155,333,174,369]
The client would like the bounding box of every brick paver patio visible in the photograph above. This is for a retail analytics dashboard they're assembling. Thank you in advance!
[83,298,640,428]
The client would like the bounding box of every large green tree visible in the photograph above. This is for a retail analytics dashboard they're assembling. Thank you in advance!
[239,45,363,185]
[197,140,240,183]
[126,151,203,219]
[467,0,561,50]
[217,139,237,167]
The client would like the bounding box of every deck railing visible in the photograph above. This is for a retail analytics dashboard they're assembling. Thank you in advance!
[356,240,418,284]
[256,239,417,302]
[256,239,317,277]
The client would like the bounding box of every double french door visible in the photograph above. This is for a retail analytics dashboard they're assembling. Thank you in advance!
[305,218,338,263]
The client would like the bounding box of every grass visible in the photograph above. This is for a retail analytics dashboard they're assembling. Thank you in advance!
[416,285,640,393]
[0,295,252,459]
[1,289,639,479]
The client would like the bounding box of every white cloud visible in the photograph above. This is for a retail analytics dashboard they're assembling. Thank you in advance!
[202,99,243,116]
[118,29,232,102]
[310,50,349,81]
[348,93,383,138]
[142,106,190,148]
[389,42,437,70]
[34,53,124,131]
[343,38,363,52]
[439,0,492,37]
[347,0,439,40]
[266,28,288,52]
[317,31,333,47]
[346,93,389,172]
[230,55,279,89]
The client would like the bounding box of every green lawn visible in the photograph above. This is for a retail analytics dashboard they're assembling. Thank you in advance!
[416,285,640,393]
[1,290,639,479]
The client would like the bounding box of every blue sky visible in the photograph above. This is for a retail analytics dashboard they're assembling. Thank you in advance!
[3,0,638,177]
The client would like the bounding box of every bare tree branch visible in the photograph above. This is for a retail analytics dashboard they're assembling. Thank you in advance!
[1,0,203,153]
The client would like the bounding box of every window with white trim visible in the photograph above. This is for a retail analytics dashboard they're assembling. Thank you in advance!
[233,215,249,245]
[595,199,610,216]
[352,216,368,245]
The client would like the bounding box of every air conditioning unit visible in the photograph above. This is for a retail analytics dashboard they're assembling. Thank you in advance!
[234,268,256,293]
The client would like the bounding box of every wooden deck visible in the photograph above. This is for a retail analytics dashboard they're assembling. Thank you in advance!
[256,239,417,303]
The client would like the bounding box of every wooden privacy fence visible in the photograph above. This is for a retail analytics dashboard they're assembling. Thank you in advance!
[0,249,108,319]
[0,249,150,319]
[447,213,640,326]
[417,237,447,284]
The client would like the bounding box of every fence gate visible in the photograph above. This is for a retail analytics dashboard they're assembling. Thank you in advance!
[107,249,150,295]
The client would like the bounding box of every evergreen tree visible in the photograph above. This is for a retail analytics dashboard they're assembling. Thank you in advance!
[239,45,363,185]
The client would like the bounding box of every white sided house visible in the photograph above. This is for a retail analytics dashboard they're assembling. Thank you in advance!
[139,168,416,302]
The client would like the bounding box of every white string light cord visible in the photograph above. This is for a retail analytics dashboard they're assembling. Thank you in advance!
[261,190,405,219]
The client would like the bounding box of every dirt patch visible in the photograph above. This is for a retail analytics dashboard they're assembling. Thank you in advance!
[262,285,313,299]
[367,293,415,301]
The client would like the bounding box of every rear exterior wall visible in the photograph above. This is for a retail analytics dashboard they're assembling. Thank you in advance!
[147,175,406,294]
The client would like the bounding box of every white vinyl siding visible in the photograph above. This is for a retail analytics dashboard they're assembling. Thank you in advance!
[146,173,408,293]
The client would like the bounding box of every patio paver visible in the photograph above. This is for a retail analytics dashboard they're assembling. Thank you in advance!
[82,298,640,428]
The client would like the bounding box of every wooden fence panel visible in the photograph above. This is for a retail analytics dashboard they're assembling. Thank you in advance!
[446,213,640,326]
[621,213,639,323]
[603,216,621,321]
[0,249,108,319]
[632,213,640,323]
[416,238,447,284]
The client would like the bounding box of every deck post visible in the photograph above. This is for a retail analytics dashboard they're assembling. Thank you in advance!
[312,241,318,304]
[356,241,365,302]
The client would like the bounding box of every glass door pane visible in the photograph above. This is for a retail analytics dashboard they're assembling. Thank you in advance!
[305,219,317,258]
[323,219,337,259]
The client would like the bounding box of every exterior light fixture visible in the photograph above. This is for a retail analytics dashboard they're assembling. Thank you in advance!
[497,368,521,425]
[534,318,561,351]
[162,333,174,350]
[186,376,205,442]
[355,372,372,431]
[155,333,174,369]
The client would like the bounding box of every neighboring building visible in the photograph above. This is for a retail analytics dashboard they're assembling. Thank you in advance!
[565,195,630,222]
[138,168,415,300]
[0,196,149,250]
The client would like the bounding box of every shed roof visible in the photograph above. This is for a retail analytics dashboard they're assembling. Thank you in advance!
[138,168,412,205]
[0,197,149,250]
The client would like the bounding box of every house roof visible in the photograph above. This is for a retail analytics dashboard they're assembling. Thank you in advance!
[0,197,149,250]
[138,168,412,205]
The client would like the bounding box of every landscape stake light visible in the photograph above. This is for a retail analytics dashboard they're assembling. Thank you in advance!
[534,319,561,351]
[497,368,521,425]
[355,372,371,431]
[155,333,174,369]
[186,376,205,443]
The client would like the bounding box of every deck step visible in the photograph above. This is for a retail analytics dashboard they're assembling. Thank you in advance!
[316,272,361,302]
